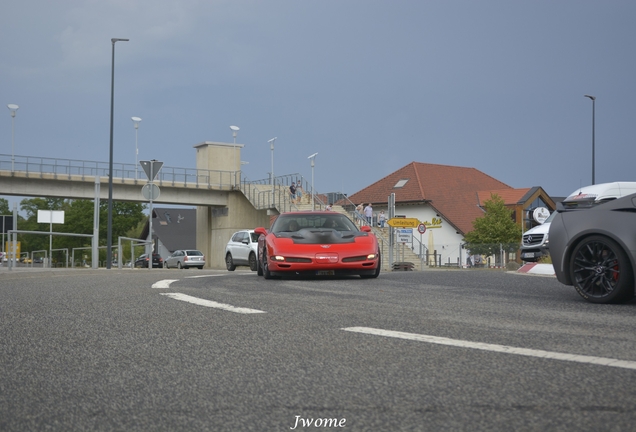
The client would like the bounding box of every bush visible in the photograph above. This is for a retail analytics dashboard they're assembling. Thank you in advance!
[506,261,521,271]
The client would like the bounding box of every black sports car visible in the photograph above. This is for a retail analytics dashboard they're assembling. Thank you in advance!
[549,192,636,303]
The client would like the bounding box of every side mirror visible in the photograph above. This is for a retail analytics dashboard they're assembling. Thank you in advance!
[254,227,267,236]
[360,226,371,232]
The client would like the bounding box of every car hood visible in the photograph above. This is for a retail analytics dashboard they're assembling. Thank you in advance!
[274,228,372,245]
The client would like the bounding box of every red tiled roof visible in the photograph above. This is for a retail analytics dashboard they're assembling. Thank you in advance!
[348,161,523,234]
[477,188,531,206]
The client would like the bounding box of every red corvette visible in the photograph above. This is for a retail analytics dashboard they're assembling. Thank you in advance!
[254,211,381,279]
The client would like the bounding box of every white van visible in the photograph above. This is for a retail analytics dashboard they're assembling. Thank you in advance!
[520,182,636,262]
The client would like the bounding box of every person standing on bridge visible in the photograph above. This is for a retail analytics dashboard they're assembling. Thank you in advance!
[289,182,297,204]
[364,203,373,225]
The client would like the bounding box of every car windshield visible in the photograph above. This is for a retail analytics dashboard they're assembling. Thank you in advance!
[271,214,358,233]
[186,250,203,256]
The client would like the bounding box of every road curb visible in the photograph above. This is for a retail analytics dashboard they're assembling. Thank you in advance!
[517,263,555,276]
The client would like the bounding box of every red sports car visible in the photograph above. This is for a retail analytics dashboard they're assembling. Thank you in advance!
[254,211,381,279]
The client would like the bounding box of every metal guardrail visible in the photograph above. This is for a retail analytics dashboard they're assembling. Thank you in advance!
[0,153,237,189]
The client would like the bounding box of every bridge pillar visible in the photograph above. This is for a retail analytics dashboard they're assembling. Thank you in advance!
[196,192,270,269]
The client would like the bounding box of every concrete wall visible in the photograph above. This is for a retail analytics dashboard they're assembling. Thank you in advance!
[197,192,270,269]
[194,141,271,269]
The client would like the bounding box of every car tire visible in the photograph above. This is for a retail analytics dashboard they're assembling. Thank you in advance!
[249,252,258,272]
[164,262,169,269]
[177,261,182,269]
[361,253,381,279]
[262,248,273,279]
[256,251,263,276]
[226,253,236,271]
[570,235,635,304]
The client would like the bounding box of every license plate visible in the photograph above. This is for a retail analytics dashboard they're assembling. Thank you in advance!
[316,270,335,276]
[521,252,534,258]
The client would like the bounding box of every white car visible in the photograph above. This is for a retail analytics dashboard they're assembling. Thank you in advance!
[225,230,259,271]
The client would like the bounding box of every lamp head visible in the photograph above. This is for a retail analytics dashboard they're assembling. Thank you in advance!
[307,152,318,160]
[584,94,596,101]
[7,104,19,117]
[131,116,142,129]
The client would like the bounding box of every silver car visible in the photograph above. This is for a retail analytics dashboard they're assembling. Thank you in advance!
[225,230,259,271]
[164,249,205,269]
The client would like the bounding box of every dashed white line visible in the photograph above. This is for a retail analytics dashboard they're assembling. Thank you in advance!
[342,327,636,371]
[160,293,266,314]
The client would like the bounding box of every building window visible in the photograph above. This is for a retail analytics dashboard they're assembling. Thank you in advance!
[393,179,409,188]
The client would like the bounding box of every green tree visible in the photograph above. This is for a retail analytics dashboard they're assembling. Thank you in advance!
[16,198,146,264]
[463,193,521,262]
[0,198,9,215]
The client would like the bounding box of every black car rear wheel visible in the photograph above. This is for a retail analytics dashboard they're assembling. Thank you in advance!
[570,235,634,304]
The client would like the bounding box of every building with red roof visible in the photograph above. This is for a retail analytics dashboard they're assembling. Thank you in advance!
[347,162,554,266]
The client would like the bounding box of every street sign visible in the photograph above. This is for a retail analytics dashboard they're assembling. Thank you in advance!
[142,183,160,200]
[140,160,164,182]
[417,223,427,234]
[397,229,413,243]
[387,217,420,228]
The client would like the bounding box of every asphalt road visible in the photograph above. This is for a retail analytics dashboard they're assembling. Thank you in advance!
[1,267,635,431]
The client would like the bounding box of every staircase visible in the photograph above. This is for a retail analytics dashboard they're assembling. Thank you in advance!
[240,179,425,272]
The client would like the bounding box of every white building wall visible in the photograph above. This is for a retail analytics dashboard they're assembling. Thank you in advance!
[373,203,468,266]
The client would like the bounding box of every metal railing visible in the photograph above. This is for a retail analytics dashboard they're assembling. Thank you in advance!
[0,153,237,189]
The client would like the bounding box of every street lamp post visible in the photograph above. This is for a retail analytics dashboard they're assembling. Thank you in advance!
[132,117,142,180]
[107,37,129,270]
[308,152,318,210]
[7,104,19,172]
[584,94,596,185]
[268,137,277,205]
[230,125,239,187]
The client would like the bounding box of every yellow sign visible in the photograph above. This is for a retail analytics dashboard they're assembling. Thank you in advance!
[387,218,420,228]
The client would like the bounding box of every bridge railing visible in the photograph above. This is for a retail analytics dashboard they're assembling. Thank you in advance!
[0,153,236,189]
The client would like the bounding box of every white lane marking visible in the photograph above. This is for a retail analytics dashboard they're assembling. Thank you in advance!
[152,279,179,289]
[160,293,266,314]
[185,274,226,279]
[342,327,636,371]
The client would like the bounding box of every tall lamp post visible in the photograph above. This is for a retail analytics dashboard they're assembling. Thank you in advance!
[131,117,142,180]
[308,152,318,210]
[107,37,129,270]
[268,137,277,205]
[584,94,596,185]
[7,104,19,172]
[230,125,239,187]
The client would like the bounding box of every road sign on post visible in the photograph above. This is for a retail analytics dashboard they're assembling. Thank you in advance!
[387,217,420,228]
[140,160,163,182]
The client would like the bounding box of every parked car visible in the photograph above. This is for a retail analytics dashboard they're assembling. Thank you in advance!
[225,230,260,271]
[521,182,636,262]
[549,191,636,304]
[254,211,381,279]
[164,249,205,269]
[134,253,164,268]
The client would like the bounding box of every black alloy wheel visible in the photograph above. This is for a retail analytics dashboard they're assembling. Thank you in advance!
[570,235,634,304]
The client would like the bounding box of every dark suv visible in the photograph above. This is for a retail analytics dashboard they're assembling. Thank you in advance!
[135,253,164,268]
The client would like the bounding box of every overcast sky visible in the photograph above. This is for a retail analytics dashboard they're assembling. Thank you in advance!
[2,0,635,204]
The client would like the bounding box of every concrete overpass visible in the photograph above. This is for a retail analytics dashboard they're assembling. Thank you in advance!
[0,142,276,268]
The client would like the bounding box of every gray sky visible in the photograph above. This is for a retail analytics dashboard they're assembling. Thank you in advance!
[2,0,635,201]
